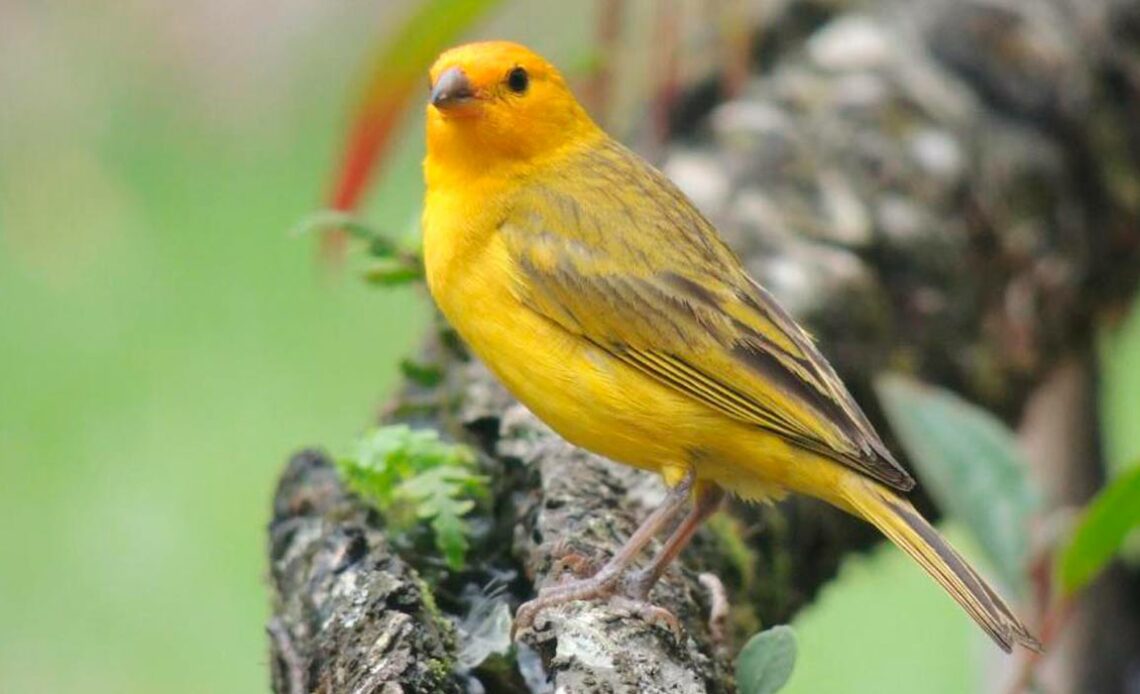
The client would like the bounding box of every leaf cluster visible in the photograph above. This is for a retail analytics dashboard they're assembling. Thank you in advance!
[338,425,487,569]
[293,210,425,286]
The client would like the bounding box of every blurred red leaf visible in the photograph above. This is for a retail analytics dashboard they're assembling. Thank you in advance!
[322,0,504,263]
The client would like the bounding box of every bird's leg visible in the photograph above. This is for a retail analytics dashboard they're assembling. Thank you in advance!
[621,482,725,601]
[597,483,724,639]
[534,470,696,599]
[513,470,694,634]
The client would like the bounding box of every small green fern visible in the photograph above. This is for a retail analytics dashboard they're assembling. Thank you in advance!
[338,425,487,569]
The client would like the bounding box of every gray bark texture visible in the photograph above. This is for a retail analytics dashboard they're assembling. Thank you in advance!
[268,0,1140,691]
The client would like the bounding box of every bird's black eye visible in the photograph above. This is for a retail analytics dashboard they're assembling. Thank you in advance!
[507,66,529,94]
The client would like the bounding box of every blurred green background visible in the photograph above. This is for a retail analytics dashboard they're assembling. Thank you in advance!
[1,2,1137,692]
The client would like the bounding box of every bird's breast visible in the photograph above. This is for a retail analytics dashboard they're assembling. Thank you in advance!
[423,196,698,473]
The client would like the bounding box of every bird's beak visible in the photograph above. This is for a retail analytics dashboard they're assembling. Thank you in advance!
[430,67,475,110]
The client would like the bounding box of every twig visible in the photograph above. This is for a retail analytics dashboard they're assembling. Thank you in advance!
[700,572,731,656]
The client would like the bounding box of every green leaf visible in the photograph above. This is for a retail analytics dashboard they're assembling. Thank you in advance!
[362,258,424,286]
[1056,462,1140,595]
[400,358,444,387]
[874,373,1039,589]
[735,625,797,694]
[337,425,485,569]
[431,504,470,570]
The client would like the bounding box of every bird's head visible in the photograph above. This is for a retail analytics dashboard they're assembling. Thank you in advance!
[425,42,600,173]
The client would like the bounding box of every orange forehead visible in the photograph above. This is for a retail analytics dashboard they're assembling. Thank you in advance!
[429,41,557,89]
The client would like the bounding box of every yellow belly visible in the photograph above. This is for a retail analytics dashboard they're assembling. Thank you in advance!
[423,209,834,502]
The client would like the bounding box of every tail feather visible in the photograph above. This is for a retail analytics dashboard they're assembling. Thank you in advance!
[840,477,1042,653]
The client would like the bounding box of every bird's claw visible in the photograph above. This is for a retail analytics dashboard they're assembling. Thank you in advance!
[513,566,685,641]
[512,568,624,639]
[512,600,543,639]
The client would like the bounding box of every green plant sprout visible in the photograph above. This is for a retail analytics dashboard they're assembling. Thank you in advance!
[338,424,488,569]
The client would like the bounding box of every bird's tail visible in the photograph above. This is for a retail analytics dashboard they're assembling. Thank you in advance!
[836,475,1042,653]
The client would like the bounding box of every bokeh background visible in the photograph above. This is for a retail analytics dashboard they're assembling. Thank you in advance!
[2,2,1137,692]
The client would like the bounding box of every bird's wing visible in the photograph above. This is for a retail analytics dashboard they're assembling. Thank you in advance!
[500,140,914,491]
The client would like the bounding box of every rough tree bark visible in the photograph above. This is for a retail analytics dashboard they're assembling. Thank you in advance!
[268,0,1140,691]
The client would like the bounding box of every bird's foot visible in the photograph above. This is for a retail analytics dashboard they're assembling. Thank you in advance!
[513,566,624,636]
[513,470,698,639]
[513,564,678,638]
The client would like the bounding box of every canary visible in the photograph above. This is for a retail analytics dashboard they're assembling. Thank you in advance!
[421,41,1039,652]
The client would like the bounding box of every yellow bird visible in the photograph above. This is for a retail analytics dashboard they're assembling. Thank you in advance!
[422,40,1039,652]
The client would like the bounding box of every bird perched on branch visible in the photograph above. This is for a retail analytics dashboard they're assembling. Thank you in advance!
[421,40,1040,653]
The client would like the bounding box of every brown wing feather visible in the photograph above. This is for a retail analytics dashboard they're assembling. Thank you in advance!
[501,139,914,491]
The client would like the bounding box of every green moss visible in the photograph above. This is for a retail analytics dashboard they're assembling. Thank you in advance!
[706,512,763,638]
[412,571,455,645]
[707,512,758,592]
